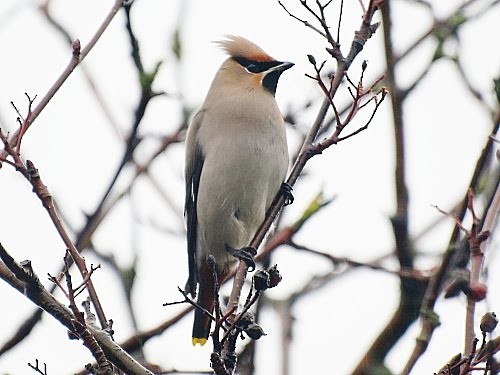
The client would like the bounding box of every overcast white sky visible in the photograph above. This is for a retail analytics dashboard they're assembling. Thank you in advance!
[0,0,499,374]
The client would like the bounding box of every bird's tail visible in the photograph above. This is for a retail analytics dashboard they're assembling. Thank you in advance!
[192,261,217,346]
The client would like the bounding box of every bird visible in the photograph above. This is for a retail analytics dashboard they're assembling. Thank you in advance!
[184,35,293,346]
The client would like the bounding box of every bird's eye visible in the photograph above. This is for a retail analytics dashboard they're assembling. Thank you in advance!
[246,64,259,73]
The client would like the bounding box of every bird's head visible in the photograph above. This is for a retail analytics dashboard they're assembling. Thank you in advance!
[216,35,294,96]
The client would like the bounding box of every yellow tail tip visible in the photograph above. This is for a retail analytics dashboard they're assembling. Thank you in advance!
[192,337,207,346]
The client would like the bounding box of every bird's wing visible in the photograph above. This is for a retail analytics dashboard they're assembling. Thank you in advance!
[184,110,205,297]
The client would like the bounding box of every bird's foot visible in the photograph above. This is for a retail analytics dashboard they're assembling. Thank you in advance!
[280,182,294,205]
[225,245,257,271]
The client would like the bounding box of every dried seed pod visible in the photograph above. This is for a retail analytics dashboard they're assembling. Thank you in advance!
[254,270,270,291]
[480,312,498,333]
[268,264,282,288]
[245,323,266,340]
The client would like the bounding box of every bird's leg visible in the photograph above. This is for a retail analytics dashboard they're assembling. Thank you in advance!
[280,182,294,205]
[225,245,257,271]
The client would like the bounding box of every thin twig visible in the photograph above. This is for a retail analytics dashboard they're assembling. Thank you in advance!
[38,0,124,139]
[0,0,123,159]
[290,241,430,280]
[337,0,344,43]
[27,359,47,375]
[278,1,327,38]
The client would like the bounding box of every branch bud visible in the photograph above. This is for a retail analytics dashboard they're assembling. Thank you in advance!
[307,54,316,65]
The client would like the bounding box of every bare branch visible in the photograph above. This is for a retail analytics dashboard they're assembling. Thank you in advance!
[0,0,123,160]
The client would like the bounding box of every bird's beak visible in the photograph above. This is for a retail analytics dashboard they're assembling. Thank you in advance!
[271,61,294,73]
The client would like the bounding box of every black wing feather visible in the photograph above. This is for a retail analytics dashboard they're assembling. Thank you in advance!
[185,146,204,297]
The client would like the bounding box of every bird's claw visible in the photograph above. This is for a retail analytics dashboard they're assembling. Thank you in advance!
[225,245,257,271]
[280,182,294,205]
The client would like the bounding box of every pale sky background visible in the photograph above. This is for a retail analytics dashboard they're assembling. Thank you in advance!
[0,0,499,374]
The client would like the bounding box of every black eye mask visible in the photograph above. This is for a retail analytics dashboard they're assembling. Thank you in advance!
[233,56,281,73]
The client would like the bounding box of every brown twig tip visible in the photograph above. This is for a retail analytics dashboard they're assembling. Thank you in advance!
[467,188,479,223]
[432,204,468,233]
[72,39,81,57]
[28,359,48,375]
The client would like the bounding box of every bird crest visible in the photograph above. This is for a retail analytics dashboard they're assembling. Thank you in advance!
[217,35,275,62]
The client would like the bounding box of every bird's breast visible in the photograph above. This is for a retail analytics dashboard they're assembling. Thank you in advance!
[196,105,288,249]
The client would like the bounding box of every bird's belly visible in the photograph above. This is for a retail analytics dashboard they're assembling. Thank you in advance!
[196,135,286,270]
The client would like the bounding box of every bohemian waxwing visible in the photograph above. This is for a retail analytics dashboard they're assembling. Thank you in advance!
[185,35,293,345]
